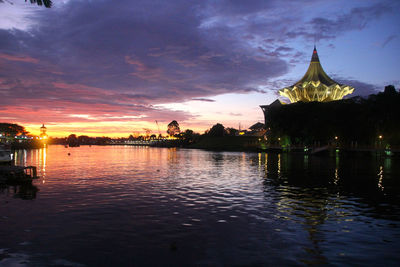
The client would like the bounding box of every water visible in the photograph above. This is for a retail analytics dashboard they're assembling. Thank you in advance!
[1,145,399,266]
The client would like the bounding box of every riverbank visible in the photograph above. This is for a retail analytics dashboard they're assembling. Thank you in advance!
[10,138,400,157]
[186,136,261,151]
[10,140,46,149]
[158,136,400,157]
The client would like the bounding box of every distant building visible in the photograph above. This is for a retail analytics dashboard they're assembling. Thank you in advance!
[235,122,266,137]
[247,122,266,137]
[40,124,48,139]
[279,46,354,103]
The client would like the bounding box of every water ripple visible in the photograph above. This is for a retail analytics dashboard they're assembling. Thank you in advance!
[0,146,399,266]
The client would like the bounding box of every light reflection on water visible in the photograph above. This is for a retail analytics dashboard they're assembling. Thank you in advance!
[1,145,400,266]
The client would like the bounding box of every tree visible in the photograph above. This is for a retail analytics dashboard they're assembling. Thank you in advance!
[0,123,27,137]
[78,135,90,144]
[167,120,180,136]
[67,134,77,143]
[143,128,151,139]
[0,0,52,8]
[26,0,52,8]
[384,85,397,95]
[208,123,225,137]
[225,127,238,136]
[181,129,193,141]
[265,87,400,146]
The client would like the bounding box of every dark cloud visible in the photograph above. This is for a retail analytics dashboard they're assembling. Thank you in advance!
[279,3,395,42]
[335,78,381,97]
[191,98,216,102]
[0,0,396,126]
[382,34,397,48]
[0,0,289,125]
[309,3,392,41]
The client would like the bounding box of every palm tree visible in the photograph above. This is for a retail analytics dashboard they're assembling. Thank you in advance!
[26,0,52,8]
[0,0,52,8]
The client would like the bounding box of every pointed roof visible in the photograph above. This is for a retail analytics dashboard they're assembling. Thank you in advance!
[311,45,319,62]
[278,46,354,103]
[293,46,340,87]
[249,122,265,130]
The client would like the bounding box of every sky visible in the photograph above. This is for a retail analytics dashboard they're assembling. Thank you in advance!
[0,0,399,137]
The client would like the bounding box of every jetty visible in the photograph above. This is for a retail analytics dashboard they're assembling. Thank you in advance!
[0,165,38,183]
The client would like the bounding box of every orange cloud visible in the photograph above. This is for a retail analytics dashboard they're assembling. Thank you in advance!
[0,53,38,63]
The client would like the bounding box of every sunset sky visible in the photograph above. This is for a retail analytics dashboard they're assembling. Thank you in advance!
[0,0,399,137]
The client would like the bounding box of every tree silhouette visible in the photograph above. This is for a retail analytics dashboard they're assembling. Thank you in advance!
[0,123,27,137]
[26,0,52,8]
[208,123,225,137]
[0,0,52,8]
[167,120,180,136]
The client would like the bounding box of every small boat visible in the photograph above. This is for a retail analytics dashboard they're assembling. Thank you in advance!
[0,144,12,164]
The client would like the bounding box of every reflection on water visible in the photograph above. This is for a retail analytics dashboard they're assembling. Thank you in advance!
[14,147,49,185]
[14,147,47,183]
[1,146,399,266]
[0,183,38,200]
[262,153,400,265]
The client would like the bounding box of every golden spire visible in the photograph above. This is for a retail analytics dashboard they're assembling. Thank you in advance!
[278,46,354,103]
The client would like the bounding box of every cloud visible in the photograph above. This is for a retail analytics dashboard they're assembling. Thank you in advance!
[285,3,394,42]
[0,0,397,133]
[0,0,291,126]
[335,78,381,97]
[382,34,397,48]
[191,98,216,102]
[0,53,38,63]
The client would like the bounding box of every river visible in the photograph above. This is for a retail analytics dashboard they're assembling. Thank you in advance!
[1,145,399,266]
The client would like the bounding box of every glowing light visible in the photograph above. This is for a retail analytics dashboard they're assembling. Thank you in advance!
[379,135,383,139]
[378,166,384,191]
[279,47,354,103]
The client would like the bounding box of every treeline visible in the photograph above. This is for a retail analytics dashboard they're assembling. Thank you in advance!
[51,135,112,146]
[266,85,400,146]
[0,123,27,137]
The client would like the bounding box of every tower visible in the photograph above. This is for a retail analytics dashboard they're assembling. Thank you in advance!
[279,46,354,103]
[40,124,48,139]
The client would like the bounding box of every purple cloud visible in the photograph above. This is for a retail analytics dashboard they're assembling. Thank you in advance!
[0,0,397,128]
[382,35,397,48]
[191,98,216,102]
[335,78,381,97]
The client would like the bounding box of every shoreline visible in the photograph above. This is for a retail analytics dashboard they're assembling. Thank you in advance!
[10,142,399,158]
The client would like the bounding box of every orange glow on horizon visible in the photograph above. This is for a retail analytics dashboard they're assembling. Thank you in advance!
[24,122,210,138]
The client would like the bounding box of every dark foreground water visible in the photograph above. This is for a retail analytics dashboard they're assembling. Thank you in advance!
[1,145,399,266]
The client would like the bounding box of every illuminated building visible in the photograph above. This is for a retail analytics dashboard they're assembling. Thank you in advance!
[40,124,48,139]
[279,46,354,103]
